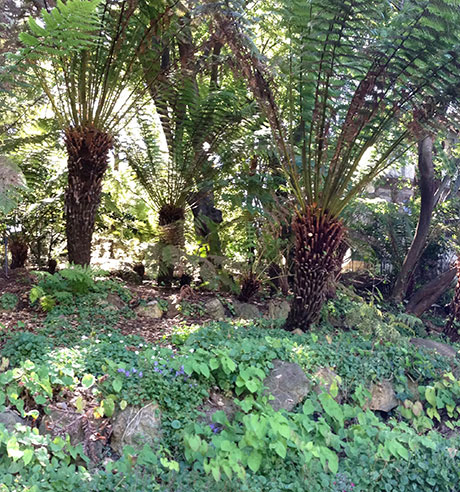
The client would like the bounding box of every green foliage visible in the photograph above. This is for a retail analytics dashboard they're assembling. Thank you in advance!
[0,293,18,311]
[29,265,129,312]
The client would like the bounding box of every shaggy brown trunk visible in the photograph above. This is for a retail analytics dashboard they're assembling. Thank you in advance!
[445,259,460,342]
[238,271,261,302]
[157,204,185,287]
[10,235,28,269]
[284,206,345,331]
[64,127,113,266]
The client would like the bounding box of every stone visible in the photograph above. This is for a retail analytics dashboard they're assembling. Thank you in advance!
[267,300,291,320]
[166,300,180,319]
[110,403,162,454]
[410,338,458,359]
[135,301,163,319]
[313,367,342,401]
[368,380,398,412]
[39,408,104,463]
[264,360,311,412]
[204,298,225,320]
[198,391,239,426]
[104,293,125,310]
[0,409,26,432]
[234,301,261,320]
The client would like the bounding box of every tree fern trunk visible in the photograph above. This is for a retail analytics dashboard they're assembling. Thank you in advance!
[64,127,112,266]
[284,206,345,331]
[157,204,185,287]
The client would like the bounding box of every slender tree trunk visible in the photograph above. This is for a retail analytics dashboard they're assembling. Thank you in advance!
[64,127,112,266]
[392,136,435,303]
[445,259,460,342]
[157,204,185,287]
[284,206,345,331]
[406,267,456,317]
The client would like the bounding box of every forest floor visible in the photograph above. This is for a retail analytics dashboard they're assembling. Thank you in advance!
[1,267,460,491]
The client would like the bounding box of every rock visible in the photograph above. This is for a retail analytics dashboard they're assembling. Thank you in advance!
[199,391,239,426]
[104,293,125,310]
[267,300,291,320]
[0,409,26,432]
[111,403,162,454]
[291,328,304,336]
[234,301,261,320]
[166,300,180,319]
[135,301,163,319]
[264,360,311,412]
[40,408,104,463]
[313,367,342,401]
[205,298,225,320]
[368,380,398,412]
[410,338,458,359]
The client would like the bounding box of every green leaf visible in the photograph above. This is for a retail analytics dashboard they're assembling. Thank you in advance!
[171,420,181,429]
[247,451,262,472]
[102,398,115,417]
[188,435,201,452]
[272,440,286,459]
[22,448,34,465]
[120,400,128,410]
[112,378,123,393]
[81,374,95,389]
[7,437,23,461]
[425,387,436,407]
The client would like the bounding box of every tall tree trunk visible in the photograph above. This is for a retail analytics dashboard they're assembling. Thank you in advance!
[284,206,345,331]
[64,127,112,266]
[445,259,460,342]
[406,267,456,317]
[157,204,185,287]
[392,136,435,303]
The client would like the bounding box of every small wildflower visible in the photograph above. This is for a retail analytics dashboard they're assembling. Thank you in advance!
[138,371,143,378]
[117,368,125,373]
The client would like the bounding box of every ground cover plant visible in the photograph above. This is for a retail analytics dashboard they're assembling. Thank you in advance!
[1,270,460,491]
[1,0,460,490]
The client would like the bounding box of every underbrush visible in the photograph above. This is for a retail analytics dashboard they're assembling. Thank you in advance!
[1,273,460,491]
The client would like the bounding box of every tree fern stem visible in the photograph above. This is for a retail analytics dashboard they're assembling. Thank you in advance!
[284,205,345,331]
[64,126,112,265]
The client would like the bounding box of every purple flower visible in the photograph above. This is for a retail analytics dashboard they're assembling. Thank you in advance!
[209,423,220,434]
[117,368,124,373]
[132,368,137,374]
[138,371,143,378]
[125,370,131,377]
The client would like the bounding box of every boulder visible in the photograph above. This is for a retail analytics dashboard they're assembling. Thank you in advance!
[0,409,26,432]
[267,300,291,321]
[313,367,342,401]
[368,380,398,412]
[166,299,180,319]
[135,301,163,319]
[205,298,225,320]
[264,360,311,412]
[410,338,458,359]
[234,301,261,320]
[104,293,125,311]
[198,391,239,426]
[110,403,162,454]
[39,408,104,463]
